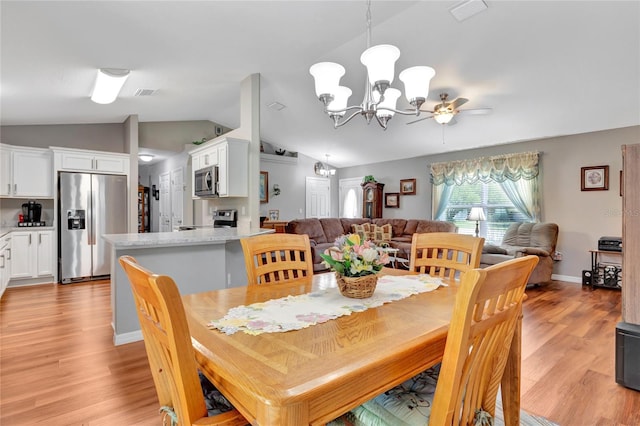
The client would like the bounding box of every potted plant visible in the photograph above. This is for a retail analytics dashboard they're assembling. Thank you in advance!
[363,175,377,184]
[319,234,390,298]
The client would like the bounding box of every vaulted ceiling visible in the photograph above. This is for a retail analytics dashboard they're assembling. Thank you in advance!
[1,1,638,167]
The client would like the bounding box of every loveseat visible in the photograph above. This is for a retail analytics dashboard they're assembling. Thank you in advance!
[286,218,457,272]
[480,222,559,285]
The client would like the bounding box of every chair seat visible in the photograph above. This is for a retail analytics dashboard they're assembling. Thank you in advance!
[348,365,440,426]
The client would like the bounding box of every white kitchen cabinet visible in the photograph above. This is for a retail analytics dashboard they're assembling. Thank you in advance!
[0,144,53,198]
[0,234,11,298]
[53,147,129,174]
[10,230,54,279]
[190,137,248,198]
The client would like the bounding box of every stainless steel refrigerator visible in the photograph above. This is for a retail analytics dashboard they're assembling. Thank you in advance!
[59,172,127,283]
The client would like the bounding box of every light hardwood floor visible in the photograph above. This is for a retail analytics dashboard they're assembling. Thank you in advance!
[1,279,639,425]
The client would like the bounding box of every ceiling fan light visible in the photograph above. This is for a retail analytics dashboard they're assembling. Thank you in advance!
[434,112,454,124]
[399,66,436,105]
[376,88,401,118]
[91,68,130,104]
[360,44,400,90]
[309,62,345,98]
[327,86,352,116]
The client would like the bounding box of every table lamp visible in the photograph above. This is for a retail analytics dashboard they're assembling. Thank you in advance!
[468,207,486,238]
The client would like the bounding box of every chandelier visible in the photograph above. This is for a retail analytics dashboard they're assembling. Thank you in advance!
[314,154,336,177]
[309,0,435,130]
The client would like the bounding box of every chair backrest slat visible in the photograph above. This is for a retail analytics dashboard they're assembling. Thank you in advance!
[409,233,485,280]
[241,234,314,286]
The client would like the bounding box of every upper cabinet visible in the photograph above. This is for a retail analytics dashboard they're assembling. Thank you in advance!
[190,137,249,198]
[0,144,53,198]
[52,147,129,174]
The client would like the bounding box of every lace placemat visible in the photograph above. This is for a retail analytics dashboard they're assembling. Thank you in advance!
[208,274,445,335]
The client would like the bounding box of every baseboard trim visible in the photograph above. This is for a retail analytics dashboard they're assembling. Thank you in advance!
[114,330,143,346]
[552,273,581,284]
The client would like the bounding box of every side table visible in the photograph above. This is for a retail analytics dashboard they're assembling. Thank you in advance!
[589,249,622,289]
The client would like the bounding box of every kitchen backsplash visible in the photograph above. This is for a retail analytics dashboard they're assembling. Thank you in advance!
[0,198,54,227]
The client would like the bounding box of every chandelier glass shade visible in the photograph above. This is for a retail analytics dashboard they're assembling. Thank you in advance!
[309,1,435,129]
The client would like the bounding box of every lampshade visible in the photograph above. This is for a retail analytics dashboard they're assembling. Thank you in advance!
[360,44,400,89]
[91,68,130,104]
[468,207,486,221]
[327,86,353,116]
[399,66,435,105]
[434,112,455,124]
[309,62,345,98]
[376,88,401,118]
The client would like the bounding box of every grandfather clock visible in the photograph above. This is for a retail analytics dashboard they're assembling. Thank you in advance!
[362,182,385,219]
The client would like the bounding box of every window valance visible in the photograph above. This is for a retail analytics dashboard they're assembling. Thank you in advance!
[430,151,539,186]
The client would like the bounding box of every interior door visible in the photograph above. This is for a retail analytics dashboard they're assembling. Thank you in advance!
[305,177,330,218]
[159,172,171,232]
[339,177,364,218]
[170,167,184,229]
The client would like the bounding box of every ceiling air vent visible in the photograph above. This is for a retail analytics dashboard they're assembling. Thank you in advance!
[134,88,157,97]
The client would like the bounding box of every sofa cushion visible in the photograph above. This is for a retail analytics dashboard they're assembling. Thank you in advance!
[286,218,327,243]
[502,222,558,253]
[319,218,346,243]
[371,224,392,243]
[483,244,509,254]
[402,220,419,237]
[416,220,457,234]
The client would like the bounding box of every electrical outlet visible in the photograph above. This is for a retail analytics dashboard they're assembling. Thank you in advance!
[552,251,563,261]
[241,206,246,216]
[299,208,303,214]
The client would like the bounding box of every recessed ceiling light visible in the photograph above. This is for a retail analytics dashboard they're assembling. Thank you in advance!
[267,101,286,111]
[138,154,154,162]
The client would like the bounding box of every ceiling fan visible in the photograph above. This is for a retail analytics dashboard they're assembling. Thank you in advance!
[407,93,492,126]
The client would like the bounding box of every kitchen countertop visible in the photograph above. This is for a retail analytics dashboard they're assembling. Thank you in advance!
[103,227,274,249]
[0,226,56,238]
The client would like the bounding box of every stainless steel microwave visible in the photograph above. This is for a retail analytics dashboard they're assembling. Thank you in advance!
[194,166,218,197]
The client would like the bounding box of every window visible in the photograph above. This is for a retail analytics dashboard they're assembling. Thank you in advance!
[441,181,529,244]
[430,152,540,244]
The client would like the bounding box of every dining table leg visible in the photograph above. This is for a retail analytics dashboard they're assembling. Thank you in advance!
[501,309,523,426]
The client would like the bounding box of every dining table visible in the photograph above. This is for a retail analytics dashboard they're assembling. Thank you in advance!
[182,268,523,426]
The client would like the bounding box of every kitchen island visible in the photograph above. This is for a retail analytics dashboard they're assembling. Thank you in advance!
[103,227,273,345]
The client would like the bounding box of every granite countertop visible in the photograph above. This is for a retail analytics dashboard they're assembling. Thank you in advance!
[103,227,274,249]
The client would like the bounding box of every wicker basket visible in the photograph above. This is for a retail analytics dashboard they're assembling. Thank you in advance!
[336,273,378,299]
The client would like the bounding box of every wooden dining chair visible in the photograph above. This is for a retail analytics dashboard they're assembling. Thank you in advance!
[118,256,248,426]
[342,255,539,426]
[240,233,314,285]
[409,232,485,280]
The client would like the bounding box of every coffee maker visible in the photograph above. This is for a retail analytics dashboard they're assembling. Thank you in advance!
[19,200,44,227]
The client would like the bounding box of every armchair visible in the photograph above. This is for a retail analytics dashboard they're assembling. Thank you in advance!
[480,222,559,285]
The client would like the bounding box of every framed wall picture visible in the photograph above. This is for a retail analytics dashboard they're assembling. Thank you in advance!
[268,209,280,221]
[260,171,269,202]
[385,192,400,208]
[400,178,416,195]
[581,165,609,191]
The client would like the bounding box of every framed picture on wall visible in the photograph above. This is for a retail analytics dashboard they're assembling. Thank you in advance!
[260,171,269,202]
[581,165,609,191]
[385,192,400,208]
[400,178,416,195]
[268,209,279,221]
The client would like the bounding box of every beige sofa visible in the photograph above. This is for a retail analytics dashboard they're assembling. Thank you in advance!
[286,218,456,272]
[480,222,559,285]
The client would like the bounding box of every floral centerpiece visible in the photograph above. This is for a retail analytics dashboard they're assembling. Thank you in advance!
[320,234,390,298]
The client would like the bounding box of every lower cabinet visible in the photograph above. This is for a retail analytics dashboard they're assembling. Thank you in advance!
[0,234,11,298]
[10,230,54,280]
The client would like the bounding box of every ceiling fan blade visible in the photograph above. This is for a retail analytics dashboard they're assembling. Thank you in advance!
[449,97,469,110]
[447,117,458,126]
[457,107,492,116]
[407,115,434,125]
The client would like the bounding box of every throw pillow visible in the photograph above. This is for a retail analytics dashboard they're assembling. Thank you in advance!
[371,224,392,243]
[351,223,371,241]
